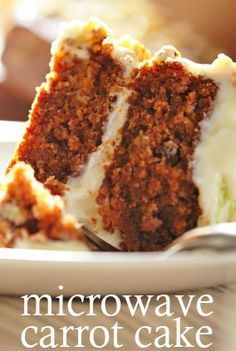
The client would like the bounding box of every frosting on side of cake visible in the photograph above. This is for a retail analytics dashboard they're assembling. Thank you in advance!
[173,54,236,224]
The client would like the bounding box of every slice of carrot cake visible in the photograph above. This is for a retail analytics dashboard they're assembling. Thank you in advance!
[7,18,236,251]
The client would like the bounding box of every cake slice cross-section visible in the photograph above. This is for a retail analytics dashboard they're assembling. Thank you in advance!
[8,19,236,251]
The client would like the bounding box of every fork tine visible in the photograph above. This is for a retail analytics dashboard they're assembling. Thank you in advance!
[82,226,120,252]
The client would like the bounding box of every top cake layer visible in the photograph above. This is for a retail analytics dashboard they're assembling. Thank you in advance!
[9,19,236,251]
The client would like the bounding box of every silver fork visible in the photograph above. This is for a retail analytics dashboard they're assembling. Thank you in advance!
[82,226,120,252]
[82,223,236,253]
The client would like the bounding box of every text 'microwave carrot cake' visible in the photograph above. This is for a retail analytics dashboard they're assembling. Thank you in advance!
[4,18,236,251]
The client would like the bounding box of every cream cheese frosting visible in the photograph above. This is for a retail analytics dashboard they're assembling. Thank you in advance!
[184,55,236,224]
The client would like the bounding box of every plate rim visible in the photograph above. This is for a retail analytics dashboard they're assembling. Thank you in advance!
[0,248,236,264]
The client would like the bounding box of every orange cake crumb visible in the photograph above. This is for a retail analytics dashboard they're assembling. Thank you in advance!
[9,25,127,189]
[97,61,218,251]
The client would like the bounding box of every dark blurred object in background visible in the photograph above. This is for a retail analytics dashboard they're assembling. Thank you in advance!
[0,0,232,121]
[2,25,51,119]
[0,81,30,120]
[159,0,236,61]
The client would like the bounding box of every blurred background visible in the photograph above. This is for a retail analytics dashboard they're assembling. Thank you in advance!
[0,0,235,121]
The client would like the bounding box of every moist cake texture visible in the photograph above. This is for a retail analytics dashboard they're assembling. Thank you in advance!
[7,19,236,251]
[97,61,218,251]
[0,162,83,248]
[9,20,149,188]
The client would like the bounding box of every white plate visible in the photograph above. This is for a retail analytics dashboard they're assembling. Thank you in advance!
[0,121,236,296]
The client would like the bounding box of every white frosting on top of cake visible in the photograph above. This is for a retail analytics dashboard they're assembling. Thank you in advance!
[51,18,150,72]
[51,17,110,59]
[59,18,110,40]
[107,35,150,75]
